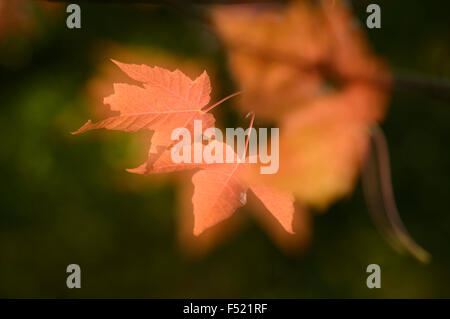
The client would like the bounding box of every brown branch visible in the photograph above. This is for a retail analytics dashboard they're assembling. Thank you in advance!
[394,75,450,103]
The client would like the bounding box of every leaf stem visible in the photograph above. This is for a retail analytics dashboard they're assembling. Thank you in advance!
[202,91,242,113]
[362,125,431,263]
[244,111,255,156]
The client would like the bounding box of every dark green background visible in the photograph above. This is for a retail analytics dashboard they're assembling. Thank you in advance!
[0,0,449,297]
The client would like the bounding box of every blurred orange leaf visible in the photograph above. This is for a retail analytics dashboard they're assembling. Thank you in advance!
[213,0,392,210]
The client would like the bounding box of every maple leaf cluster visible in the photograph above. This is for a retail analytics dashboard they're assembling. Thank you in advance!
[74,0,392,247]
[74,60,296,237]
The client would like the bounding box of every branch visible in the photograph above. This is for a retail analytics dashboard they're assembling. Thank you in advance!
[394,75,450,103]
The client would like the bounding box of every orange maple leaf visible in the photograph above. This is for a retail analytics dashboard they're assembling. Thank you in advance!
[73,60,216,159]
[190,151,295,235]
[131,125,296,236]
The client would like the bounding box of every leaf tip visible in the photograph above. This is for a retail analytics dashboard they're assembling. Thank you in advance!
[71,120,92,135]
[110,59,129,73]
[126,164,147,175]
[110,58,121,66]
[193,226,204,237]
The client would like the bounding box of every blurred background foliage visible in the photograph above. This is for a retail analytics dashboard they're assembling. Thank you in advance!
[0,0,449,298]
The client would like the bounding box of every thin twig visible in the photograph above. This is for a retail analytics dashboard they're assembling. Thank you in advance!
[394,75,450,103]
[202,91,242,113]
[362,125,431,263]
